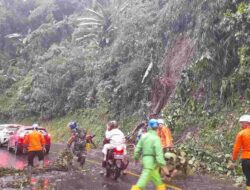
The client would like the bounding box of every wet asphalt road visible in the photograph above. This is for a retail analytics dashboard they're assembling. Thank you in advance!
[0,143,141,190]
[0,144,242,190]
[0,144,59,169]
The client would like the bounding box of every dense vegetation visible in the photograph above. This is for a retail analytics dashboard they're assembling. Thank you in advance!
[0,0,249,181]
[163,1,250,181]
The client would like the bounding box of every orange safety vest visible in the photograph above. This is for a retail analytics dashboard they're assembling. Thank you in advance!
[24,130,45,152]
[157,125,173,149]
[232,127,250,160]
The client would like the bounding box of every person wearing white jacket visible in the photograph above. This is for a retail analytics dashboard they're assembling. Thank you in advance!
[102,120,125,167]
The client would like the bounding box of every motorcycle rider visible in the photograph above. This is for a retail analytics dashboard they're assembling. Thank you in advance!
[67,121,87,164]
[131,119,169,190]
[102,120,126,167]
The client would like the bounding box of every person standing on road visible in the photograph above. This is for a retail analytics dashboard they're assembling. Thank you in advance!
[131,119,169,190]
[67,121,88,165]
[67,121,87,148]
[157,119,174,153]
[23,124,46,174]
[231,115,250,190]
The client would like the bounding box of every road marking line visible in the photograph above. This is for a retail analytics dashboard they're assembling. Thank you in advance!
[86,159,182,190]
[86,159,101,166]
[125,171,140,177]
[51,151,182,190]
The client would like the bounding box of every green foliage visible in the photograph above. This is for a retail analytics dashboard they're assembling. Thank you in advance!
[0,0,232,121]
[0,74,32,117]
[162,2,250,181]
[237,2,250,14]
[40,100,139,145]
[164,96,246,178]
[28,0,53,23]
[239,46,250,66]
[0,5,11,23]
[0,167,22,177]
[74,0,127,47]
[190,55,214,80]
[0,1,249,183]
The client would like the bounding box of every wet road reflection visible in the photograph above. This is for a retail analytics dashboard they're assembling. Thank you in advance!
[0,148,55,169]
[0,145,239,190]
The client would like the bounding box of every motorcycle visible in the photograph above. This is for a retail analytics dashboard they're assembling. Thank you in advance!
[105,145,129,180]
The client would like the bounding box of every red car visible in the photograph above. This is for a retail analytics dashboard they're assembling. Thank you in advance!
[7,126,51,155]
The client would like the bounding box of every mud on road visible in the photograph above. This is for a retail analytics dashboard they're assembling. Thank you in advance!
[0,144,242,190]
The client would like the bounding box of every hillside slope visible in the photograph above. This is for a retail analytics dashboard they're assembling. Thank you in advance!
[0,0,249,181]
[1,0,247,120]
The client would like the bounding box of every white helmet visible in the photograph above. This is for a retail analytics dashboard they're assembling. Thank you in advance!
[32,123,39,130]
[158,119,165,124]
[239,115,250,123]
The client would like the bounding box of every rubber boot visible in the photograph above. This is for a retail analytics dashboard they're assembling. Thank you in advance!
[247,186,250,190]
[156,184,166,190]
[27,166,32,178]
[102,161,106,168]
[131,185,141,190]
[38,161,44,169]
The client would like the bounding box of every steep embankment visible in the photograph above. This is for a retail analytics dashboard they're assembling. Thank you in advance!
[163,1,250,182]
[0,0,238,121]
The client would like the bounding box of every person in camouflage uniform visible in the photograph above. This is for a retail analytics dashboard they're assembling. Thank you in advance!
[67,122,87,165]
